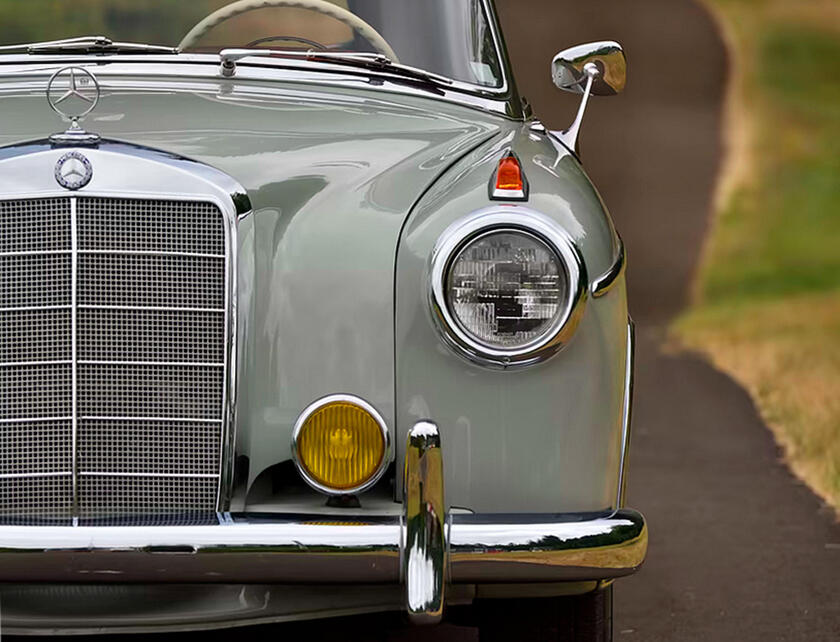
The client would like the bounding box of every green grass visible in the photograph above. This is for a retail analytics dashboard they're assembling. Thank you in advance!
[679,2,840,508]
[698,24,840,303]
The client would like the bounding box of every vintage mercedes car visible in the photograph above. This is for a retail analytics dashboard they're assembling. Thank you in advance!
[0,1,645,639]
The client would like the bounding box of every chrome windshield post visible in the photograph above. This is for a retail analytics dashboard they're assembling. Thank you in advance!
[403,421,446,625]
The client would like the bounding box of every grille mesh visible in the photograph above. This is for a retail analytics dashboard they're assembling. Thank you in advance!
[0,254,71,308]
[0,364,72,420]
[78,364,224,419]
[0,476,73,520]
[79,254,225,309]
[78,308,225,363]
[79,419,220,475]
[79,475,219,520]
[0,197,228,522]
[0,308,71,362]
[0,421,72,476]
[78,198,224,255]
[0,198,70,252]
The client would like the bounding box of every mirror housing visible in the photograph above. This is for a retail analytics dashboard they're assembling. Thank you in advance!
[550,41,626,154]
[552,41,626,96]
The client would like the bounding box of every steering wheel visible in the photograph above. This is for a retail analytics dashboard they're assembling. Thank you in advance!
[244,35,328,49]
[178,0,399,62]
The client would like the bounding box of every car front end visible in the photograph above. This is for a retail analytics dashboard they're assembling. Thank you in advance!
[0,0,645,635]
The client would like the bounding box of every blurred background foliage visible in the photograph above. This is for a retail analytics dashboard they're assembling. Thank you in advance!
[679,0,840,509]
[0,1,223,45]
[0,1,354,49]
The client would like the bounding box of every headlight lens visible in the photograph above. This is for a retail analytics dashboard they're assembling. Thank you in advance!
[446,230,568,348]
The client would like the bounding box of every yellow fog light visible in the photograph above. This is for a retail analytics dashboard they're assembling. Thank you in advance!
[292,395,390,495]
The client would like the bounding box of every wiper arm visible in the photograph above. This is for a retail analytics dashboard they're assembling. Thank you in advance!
[0,35,177,55]
[219,48,453,87]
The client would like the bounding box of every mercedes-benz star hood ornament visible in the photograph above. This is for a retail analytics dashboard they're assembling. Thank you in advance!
[47,66,101,145]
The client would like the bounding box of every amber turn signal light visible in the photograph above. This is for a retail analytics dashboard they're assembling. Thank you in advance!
[292,395,389,494]
[491,152,528,201]
[496,155,524,191]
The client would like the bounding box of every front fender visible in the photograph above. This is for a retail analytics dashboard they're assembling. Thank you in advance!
[395,123,628,513]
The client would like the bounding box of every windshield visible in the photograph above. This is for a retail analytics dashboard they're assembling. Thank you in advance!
[0,0,504,88]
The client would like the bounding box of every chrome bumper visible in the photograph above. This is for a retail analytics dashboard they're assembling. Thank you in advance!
[0,423,647,626]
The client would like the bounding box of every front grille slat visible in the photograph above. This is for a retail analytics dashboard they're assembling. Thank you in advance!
[0,196,228,522]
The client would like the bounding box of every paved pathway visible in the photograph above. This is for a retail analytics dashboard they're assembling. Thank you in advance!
[499,1,840,640]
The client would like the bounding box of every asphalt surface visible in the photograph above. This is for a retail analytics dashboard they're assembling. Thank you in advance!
[498,1,840,641]
[22,2,840,641]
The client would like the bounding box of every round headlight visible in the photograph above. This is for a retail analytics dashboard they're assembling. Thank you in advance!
[430,209,586,367]
[292,395,390,495]
[447,230,566,348]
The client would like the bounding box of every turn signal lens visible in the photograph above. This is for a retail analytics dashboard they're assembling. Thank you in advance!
[293,397,388,493]
[496,154,524,191]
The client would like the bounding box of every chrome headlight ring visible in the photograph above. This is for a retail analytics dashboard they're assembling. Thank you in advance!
[429,207,588,368]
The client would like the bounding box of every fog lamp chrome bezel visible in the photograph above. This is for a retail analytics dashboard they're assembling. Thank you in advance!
[291,394,391,496]
[429,207,588,368]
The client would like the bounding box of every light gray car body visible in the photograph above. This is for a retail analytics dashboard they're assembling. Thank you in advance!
[0,2,637,633]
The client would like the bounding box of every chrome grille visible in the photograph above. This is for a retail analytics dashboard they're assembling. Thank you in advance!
[79,476,220,520]
[78,364,224,419]
[79,254,225,308]
[0,197,229,522]
[0,255,71,308]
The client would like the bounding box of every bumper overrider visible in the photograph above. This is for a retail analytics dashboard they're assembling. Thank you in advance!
[0,423,647,625]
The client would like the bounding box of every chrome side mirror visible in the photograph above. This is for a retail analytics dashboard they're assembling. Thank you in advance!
[552,41,626,96]
[550,41,626,153]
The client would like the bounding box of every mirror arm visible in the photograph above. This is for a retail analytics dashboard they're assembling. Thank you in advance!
[552,62,599,155]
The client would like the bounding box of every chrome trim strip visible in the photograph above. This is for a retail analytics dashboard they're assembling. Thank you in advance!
[77,360,225,368]
[0,509,646,584]
[447,510,647,583]
[615,319,635,509]
[0,305,71,312]
[79,472,219,479]
[429,207,588,368]
[0,416,72,424]
[78,304,225,313]
[0,361,72,367]
[70,195,79,521]
[0,472,72,480]
[78,249,226,259]
[404,421,445,625]
[82,416,222,424]
[217,183,238,511]
[0,361,222,370]
[290,394,392,497]
[0,249,70,257]
[592,239,625,298]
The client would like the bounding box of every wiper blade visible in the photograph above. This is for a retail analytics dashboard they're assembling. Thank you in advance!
[219,48,453,87]
[0,35,177,55]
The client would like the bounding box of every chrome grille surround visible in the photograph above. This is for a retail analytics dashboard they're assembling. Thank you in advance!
[0,144,246,524]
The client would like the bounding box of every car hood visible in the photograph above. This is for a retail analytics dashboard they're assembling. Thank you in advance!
[0,76,503,489]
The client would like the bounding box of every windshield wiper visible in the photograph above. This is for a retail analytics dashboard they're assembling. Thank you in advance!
[0,35,177,55]
[219,48,453,87]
